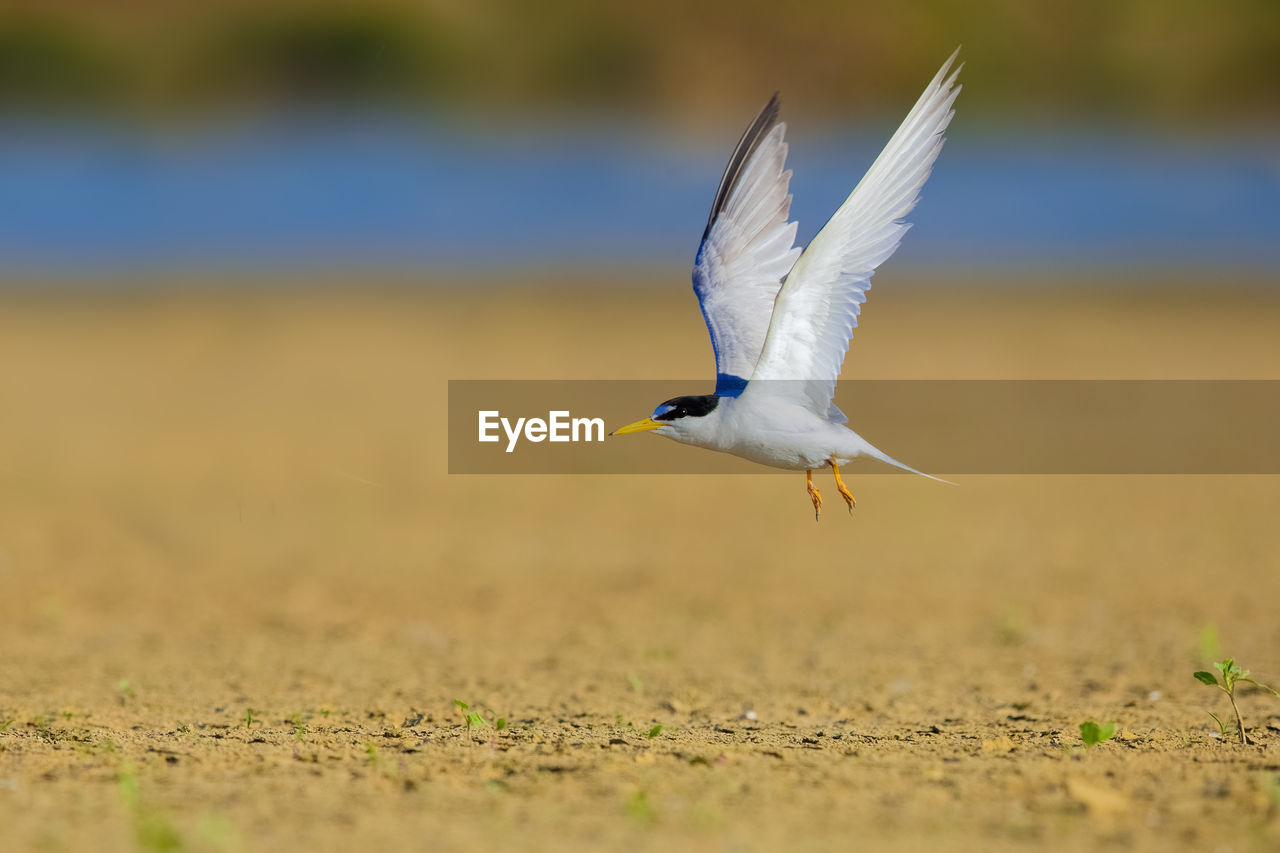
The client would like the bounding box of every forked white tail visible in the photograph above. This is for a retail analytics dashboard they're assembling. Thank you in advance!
[860,440,956,485]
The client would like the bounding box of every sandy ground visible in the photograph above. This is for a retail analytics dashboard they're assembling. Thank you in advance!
[2,275,1279,852]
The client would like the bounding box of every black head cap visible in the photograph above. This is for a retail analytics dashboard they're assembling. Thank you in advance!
[652,395,719,421]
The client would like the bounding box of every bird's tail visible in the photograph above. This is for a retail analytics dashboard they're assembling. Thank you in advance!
[860,441,955,485]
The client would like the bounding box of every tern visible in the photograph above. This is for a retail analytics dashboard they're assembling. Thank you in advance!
[612,52,961,519]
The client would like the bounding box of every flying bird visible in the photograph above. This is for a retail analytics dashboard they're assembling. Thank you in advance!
[612,52,961,520]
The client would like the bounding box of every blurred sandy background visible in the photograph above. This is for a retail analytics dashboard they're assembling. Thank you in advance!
[3,281,1280,852]
[2,2,1279,851]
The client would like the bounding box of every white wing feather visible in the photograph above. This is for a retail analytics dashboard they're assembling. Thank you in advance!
[744,52,962,416]
[693,98,802,395]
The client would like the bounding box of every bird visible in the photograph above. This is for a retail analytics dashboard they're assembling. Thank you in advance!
[611,51,961,520]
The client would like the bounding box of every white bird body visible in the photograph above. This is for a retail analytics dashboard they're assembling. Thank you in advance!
[652,395,870,470]
[651,392,940,478]
[613,52,961,515]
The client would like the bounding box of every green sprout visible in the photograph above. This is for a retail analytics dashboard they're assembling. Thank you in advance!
[1197,624,1222,662]
[118,765,183,853]
[242,708,255,728]
[1262,773,1280,813]
[625,789,656,825]
[364,743,399,780]
[453,699,486,729]
[1193,658,1280,745]
[452,700,510,739]
[645,724,663,739]
[1079,720,1116,747]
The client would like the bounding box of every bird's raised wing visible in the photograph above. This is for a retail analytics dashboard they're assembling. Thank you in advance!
[744,52,961,417]
[692,95,802,397]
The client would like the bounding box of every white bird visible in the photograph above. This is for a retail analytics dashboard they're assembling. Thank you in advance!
[612,52,961,520]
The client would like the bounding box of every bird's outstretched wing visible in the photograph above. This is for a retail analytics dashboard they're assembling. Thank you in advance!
[744,51,961,418]
[692,95,802,397]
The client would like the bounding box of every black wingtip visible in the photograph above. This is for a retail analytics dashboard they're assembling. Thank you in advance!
[702,94,784,241]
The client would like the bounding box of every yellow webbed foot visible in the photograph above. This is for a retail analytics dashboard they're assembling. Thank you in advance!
[806,469,823,521]
[831,460,856,514]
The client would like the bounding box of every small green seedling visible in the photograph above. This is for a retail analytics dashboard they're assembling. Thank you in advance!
[242,709,255,728]
[1261,773,1280,812]
[1079,720,1116,747]
[1204,709,1233,740]
[645,724,663,739]
[453,700,509,738]
[625,789,655,825]
[118,765,183,852]
[1193,658,1280,745]
[1197,624,1222,662]
[453,699,486,729]
[194,814,240,851]
[364,743,399,779]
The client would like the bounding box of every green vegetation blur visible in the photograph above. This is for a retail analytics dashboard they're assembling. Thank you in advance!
[2,0,1276,124]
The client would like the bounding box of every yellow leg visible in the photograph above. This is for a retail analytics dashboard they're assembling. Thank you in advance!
[831,459,856,513]
[806,469,823,521]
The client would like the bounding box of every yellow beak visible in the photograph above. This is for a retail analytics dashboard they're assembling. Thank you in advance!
[610,417,664,436]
